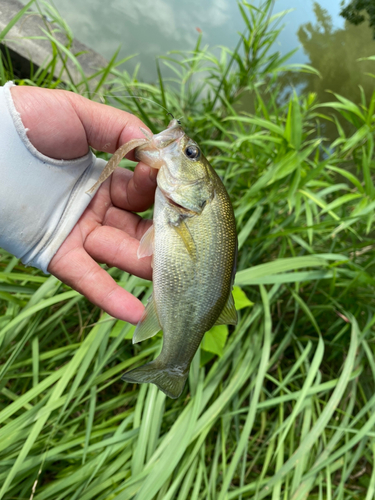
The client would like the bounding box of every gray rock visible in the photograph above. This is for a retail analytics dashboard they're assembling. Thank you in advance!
[0,0,109,89]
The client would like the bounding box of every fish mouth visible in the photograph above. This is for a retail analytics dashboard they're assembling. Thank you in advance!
[153,119,185,149]
[167,197,186,211]
[159,187,195,215]
[135,119,185,165]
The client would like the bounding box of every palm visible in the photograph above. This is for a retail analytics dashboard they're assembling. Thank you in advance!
[48,166,154,324]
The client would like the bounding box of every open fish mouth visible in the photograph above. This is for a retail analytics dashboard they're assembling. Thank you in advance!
[136,135,176,155]
[135,119,185,162]
[159,187,195,214]
[166,196,189,212]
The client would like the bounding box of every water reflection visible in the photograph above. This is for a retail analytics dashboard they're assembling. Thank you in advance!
[285,3,375,139]
[18,0,348,83]
[238,2,375,142]
[20,0,244,82]
[17,0,375,113]
[294,3,375,104]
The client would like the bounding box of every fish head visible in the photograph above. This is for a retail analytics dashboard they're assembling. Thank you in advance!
[135,120,214,213]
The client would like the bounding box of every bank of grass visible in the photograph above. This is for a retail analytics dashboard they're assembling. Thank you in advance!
[1,1,375,498]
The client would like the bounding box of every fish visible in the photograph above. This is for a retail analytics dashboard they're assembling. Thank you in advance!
[120,119,238,399]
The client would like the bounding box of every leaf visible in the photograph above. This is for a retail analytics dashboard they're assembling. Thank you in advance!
[326,165,365,193]
[235,254,347,286]
[285,93,302,150]
[225,115,285,136]
[341,125,370,153]
[232,286,254,310]
[201,325,229,357]
[238,206,263,250]
[0,0,36,42]
[110,320,127,338]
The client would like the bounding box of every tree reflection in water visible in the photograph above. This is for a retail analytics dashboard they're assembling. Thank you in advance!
[280,3,375,140]
[233,2,375,159]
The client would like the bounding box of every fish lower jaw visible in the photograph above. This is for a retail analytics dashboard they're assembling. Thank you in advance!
[167,197,187,211]
[159,188,196,215]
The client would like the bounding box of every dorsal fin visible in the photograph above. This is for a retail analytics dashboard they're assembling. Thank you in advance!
[215,292,237,325]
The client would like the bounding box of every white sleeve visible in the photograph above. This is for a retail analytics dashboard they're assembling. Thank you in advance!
[0,82,106,273]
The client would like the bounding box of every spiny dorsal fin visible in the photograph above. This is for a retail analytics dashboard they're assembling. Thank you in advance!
[133,295,161,344]
[215,292,237,326]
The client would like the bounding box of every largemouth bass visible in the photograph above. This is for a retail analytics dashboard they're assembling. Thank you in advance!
[121,119,238,399]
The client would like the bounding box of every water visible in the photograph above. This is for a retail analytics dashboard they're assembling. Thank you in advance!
[18,0,375,107]
[17,1,368,75]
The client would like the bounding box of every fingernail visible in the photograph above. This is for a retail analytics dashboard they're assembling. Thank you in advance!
[149,167,157,182]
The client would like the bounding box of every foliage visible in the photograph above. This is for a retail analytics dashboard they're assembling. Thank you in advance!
[1,0,375,499]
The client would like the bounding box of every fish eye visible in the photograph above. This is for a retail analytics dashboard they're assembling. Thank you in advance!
[185,145,200,160]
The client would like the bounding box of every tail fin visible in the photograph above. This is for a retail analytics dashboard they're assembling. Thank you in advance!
[121,361,188,399]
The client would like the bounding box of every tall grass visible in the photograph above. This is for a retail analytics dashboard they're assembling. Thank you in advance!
[1,1,375,498]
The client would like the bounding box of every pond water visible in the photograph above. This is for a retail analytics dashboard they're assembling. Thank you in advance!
[19,0,375,107]
[21,0,346,80]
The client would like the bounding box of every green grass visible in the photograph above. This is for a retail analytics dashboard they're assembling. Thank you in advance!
[1,0,375,498]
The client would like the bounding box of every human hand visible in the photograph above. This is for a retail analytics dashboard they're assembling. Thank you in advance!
[11,86,156,325]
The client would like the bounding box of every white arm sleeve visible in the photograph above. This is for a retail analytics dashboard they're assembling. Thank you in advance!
[0,82,106,273]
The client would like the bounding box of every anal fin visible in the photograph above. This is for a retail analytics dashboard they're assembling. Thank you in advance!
[215,292,237,326]
[133,295,161,344]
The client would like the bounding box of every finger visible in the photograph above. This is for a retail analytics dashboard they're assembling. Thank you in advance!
[110,166,157,213]
[83,185,153,241]
[65,91,151,157]
[49,247,145,324]
[84,225,153,280]
[11,86,152,160]
[103,206,152,240]
[11,86,90,159]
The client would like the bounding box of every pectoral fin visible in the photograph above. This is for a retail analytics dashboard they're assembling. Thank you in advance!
[215,292,237,326]
[171,221,197,260]
[137,225,154,259]
[133,295,161,344]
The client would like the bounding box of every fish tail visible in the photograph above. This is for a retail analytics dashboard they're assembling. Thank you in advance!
[121,360,188,399]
